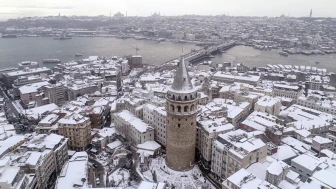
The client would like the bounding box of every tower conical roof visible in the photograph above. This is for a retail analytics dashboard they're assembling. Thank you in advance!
[170,56,193,92]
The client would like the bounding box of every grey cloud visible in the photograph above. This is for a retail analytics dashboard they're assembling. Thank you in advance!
[2,5,74,10]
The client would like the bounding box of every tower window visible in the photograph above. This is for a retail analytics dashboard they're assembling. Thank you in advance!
[170,105,175,112]
[185,96,188,101]
[183,78,186,81]
[177,106,181,112]
[184,106,189,112]
[190,104,195,111]
[178,124,180,128]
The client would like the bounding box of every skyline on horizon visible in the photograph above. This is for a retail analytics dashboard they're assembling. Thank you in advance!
[0,0,336,21]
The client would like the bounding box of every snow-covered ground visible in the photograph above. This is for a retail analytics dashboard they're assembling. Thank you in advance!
[108,168,130,188]
[142,157,216,189]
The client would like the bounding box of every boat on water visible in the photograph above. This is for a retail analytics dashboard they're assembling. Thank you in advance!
[279,51,288,57]
[301,50,312,55]
[220,50,226,53]
[26,34,40,37]
[177,40,186,43]
[43,59,61,63]
[1,34,17,38]
[156,38,166,43]
[75,53,82,57]
[54,34,72,40]
[208,55,215,58]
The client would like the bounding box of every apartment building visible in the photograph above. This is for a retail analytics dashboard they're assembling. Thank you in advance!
[153,107,167,147]
[272,84,303,100]
[326,127,336,153]
[40,83,66,106]
[58,114,91,151]
[113,110,154,146]
[254,96,282,116]
[211,129,267,180]
[3,67,52,88]
[4,134,68,189]
[197,117,234,168]
[297,96,336,115]
[12,75,42,99]
[222,168,277,189]
[55,152,89,189]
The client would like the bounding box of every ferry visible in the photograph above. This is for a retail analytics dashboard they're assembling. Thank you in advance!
[26,34,40,37]
[43,59,61,64]
[1,34,17,38]
[54,34,72,40]
[156,38,166,43]
[75,53,83,57]
[279,51,288,57]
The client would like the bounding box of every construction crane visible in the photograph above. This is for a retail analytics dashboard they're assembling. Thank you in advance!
[129,45,140,55]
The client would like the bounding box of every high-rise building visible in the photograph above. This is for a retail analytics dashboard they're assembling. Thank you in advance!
[166,56,198,171]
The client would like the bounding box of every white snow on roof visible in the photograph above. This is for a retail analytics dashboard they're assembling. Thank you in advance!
[256,96,280,107]
[218,129,265,155]
[267,160,289,176]
[25,103,59,120]
[138,181,156,189]
[198,117,234,133]
[137,141,161,151]
[320,149,335,159]
[278,180,297,189]
[224,168,277,189]
[19,81,49,94]
[312,169,336,188]
[274,83,299,90]
[98,128,116,138]
[282,136,311,154]
[58,113,89,125]
[271,145,298,161]
[246,157,274,180]
[107,140,122,150]
[291,154,323,172]
[0,165,20,185]
[55,152,88,189]
[116,110,152,133]
[294,129,311,138]
[313,136,332,144]
[25,151,42,166]
[39,114,59,125]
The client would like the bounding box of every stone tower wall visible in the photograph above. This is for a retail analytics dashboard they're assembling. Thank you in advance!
[166,91,198,171]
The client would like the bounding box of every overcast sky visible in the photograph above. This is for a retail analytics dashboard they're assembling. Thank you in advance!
[0,0,335,20]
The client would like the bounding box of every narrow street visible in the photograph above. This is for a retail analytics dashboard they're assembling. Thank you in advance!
[88,157,106,188]
[0,85,20,119]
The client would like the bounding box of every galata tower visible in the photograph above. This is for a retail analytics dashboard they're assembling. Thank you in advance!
[166,56,198,171]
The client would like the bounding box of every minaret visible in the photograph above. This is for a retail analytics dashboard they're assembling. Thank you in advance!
[166,55,198,171]
[310,9,313,18]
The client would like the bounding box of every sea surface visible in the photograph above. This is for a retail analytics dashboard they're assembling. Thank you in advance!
[0,37,336,72]
[0,37,198,68]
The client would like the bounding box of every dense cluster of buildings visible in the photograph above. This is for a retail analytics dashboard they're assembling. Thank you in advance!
[0,13,336,189]
[1,14,336,53]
